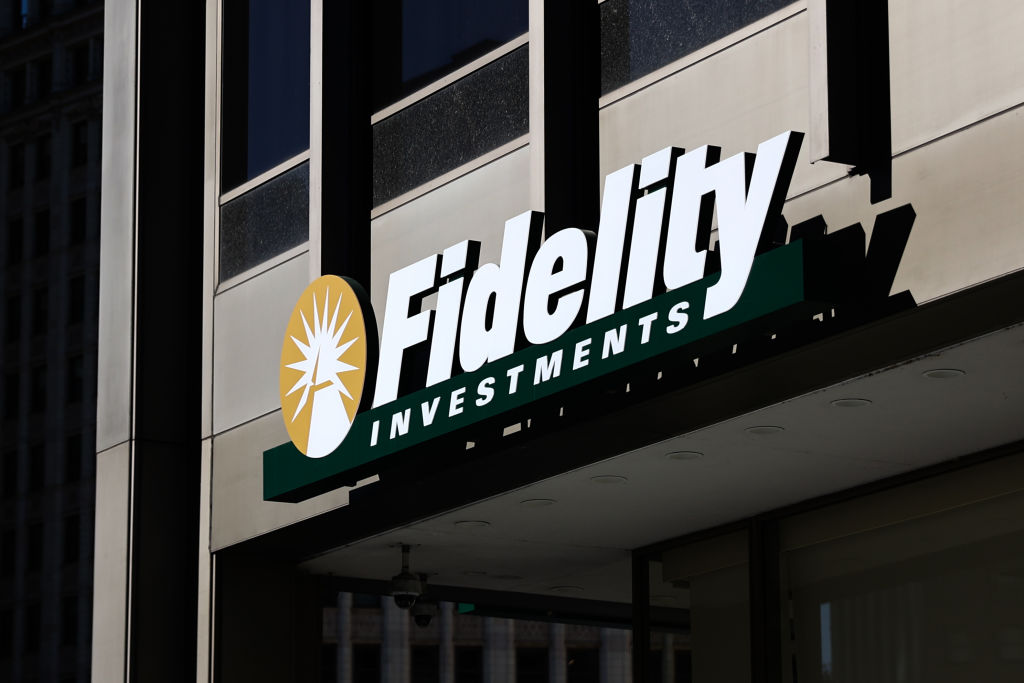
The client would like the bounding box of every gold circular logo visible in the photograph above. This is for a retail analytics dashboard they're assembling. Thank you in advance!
[279,275,369,458]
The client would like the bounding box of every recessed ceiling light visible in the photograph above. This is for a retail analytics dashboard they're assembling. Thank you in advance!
[549,585,584,593]
[745,425,785,435]
[454,520,490,528]
[665,450,703,460]
[830,398,872,408]
[590,475,628,485]
[922,368,966,379]
[519,498,556,508]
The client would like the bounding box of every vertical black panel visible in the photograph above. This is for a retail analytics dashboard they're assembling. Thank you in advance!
[632,552,650,683]
[748,518,781,683]
[131,0,204,680]
[322,0,371,286]
[544,0,599,235]
[815,0,892,202]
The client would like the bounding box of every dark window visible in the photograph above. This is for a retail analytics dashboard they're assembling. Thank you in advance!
[7,67,26,109]
[24,602,40,652]
[69,43,89,87]
[66,354,83,404]
[68,276,84,324]
[7,143,24,189]
[566,649,598,683]
[33,209,49,256]
[411,646,440,683]
[600,0,794,94]
[372,45,528,207]
[352,593,381,608]
[64,434,81,482]
[1,530,14,576]
[455,646,483,683]
[517,648,548,683]
[352,644,381,683]
[69,197,86,245]
[371,0,528,109]
[0,609,11,659]
[60,596,77,646]
[221,0,310,189]
[35,57,52,101]
[218,160,308,281]
[4,295,20,343]
[2,452,16,497]
[26,523,42,571]
[3,372,18,420]
[6,215,23,264]
[34,135,50,180]
[30,365,45,413]
[28,444,44,491]
[31,287,47,335]
[71,121,88,167]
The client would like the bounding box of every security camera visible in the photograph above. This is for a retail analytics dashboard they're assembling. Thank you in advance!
[412,599,437,628]
[390,545,422,610]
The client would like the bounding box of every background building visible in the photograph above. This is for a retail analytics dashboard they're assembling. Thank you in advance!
[0,0,103,681]
[93,0,1024,682]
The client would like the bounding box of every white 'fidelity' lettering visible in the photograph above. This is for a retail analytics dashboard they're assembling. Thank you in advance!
[426,240,478,387]
[523,228,590,345]
[586,165,639,323]
[459,212,540,373]
[374,254,439,407]
[367,131,802,407]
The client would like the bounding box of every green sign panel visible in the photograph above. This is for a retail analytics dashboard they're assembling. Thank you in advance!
[264,241,815,502]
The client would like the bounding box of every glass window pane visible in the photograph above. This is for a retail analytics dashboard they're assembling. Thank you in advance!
[651,530,750,683]
[600,0,794,95]
[221,0,311,190]
[371,0,528,110]
[783,488,1024,683]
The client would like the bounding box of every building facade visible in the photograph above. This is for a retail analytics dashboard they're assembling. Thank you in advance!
[0,0,102,681]
[94,1,1024,682]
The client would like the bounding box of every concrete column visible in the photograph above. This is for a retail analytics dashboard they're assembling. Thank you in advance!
[381,600,410,683]
[439,602,455,683]
[549,623,567,683]
[600,628,632,683]
[483,617,516,683]
[661,633,675,683]
[336,592,352,683]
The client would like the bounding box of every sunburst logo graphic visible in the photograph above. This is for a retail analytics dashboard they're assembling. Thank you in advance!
[279,275,371,458]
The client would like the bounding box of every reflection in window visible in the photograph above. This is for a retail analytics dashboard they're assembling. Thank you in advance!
[6,216,23,264]
[7,143,24,189]
[221,0,310,190]
[371,0,527,110]
[784,488,1024,683]
[71,121,88,167]
[34,135,50,180]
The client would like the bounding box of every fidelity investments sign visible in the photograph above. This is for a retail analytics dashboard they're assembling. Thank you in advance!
[266,131,811,502]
